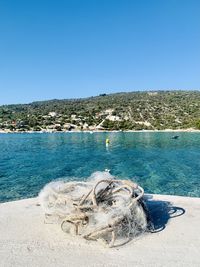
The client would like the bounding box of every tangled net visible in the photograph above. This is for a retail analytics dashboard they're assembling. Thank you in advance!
[39,172,150,247]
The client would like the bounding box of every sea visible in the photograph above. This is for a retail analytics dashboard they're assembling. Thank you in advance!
[0,132,200,202]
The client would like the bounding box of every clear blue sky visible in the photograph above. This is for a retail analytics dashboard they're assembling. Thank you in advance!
[0,0,200,104]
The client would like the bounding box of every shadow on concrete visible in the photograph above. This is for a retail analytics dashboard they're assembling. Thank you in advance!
[144,195,186,233]
[112,195,185,247]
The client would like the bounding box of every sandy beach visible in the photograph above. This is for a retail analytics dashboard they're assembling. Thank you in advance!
[1,194,200,267]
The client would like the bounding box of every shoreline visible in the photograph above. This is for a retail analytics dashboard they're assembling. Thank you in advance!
[1,194,200,266]
[1,128,200,134]
[1,193,200,207]
[1,192,200,205]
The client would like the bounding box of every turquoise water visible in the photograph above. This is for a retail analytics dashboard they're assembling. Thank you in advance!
[0,132,200,202]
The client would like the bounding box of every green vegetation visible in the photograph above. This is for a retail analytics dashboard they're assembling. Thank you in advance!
[0,91,200,132]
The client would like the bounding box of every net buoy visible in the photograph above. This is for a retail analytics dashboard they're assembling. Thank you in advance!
[106,138,110,145]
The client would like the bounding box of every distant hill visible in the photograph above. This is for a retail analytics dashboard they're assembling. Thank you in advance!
[0,91,200,131]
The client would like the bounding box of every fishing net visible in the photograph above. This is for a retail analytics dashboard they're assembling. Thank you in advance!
[39,171,149,247]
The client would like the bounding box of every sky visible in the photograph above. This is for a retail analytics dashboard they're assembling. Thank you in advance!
[0,0,200,105]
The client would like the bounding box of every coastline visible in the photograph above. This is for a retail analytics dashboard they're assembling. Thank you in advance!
[1,194,200,267]
[1,128,200,134]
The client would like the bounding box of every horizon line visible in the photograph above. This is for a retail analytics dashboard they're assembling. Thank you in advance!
[1,89,200,106]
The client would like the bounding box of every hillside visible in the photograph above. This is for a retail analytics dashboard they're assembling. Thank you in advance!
[0,91,200,132]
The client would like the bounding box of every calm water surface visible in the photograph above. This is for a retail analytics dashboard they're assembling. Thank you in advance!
[0,132,200,202]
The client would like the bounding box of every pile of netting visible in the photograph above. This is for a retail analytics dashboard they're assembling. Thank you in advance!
[39,172,151,247]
